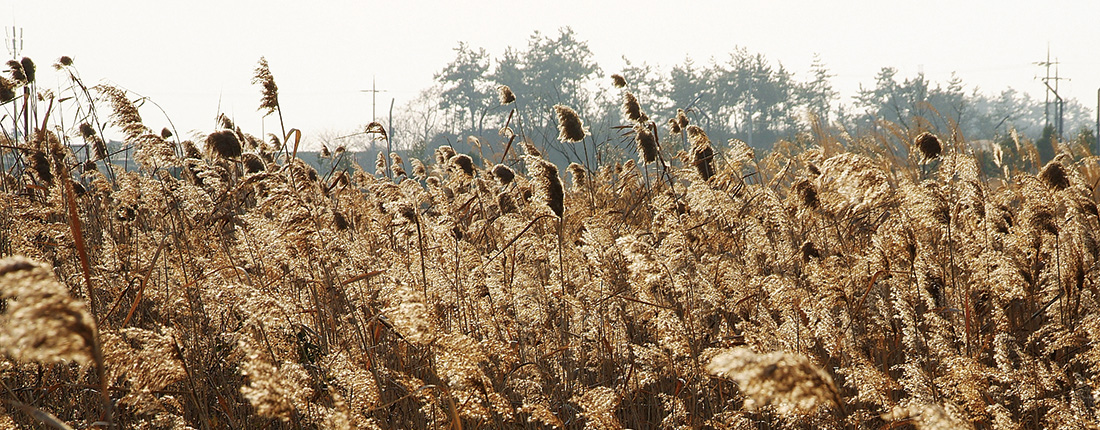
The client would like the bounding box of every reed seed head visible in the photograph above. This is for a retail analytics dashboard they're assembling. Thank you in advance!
[635,125,658,164]
[19,57,35,83]
[622,92,643,122]
[242,153,266,174]
[6,60,25,82]
[450,154,475,177]
[611,74,626,88]
[79,123,97,139]
[554,104,587,143]
[915,132,942,160]
[252,56,279,116]
[206,130,242,159]
[1039,160,1069,190]
[435,145,456,165]
[492,163,515,185]
[498,85,516,105]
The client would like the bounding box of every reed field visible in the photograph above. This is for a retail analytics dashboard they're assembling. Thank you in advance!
[2,56,1100,429]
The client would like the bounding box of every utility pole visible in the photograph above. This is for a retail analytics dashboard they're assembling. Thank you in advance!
[1034,48,1067,140]
[1034,47,1057,130]
[360,76,388,123]
[5,25,22,142]
[360,76,388,156]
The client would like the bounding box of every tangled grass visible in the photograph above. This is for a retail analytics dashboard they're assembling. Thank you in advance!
[0,57,1099,430]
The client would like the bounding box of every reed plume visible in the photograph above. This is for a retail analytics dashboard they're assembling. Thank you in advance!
[498,85,515,104]
[611,73,626,88]
[252,56,279,116]
[554,104,587,142]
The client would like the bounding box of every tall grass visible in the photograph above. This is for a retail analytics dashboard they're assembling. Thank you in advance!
[0,56,1098,430]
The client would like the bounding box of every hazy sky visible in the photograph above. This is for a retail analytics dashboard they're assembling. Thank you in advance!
[4,0,1099,147]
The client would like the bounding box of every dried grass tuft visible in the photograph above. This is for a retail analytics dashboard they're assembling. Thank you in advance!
[707,347,838,415]
[0,256,98,365]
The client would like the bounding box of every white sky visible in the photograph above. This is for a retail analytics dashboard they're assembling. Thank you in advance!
[5,0,1100,146]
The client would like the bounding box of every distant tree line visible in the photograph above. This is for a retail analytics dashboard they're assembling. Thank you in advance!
[389,27,1095,166]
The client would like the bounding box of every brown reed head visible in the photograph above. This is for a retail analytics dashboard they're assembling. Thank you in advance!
[451,154,475,177]
[1039,160,1069,190]
[206,130,242,159]
[498,85,516,105]
[611,74,626,88]
[79,123,97,140]
[6,60,25,82]
[622,92,643,122]
[492,163,515,185]
[252,56,279,116]
[793,179,819,209]
[19,57,35,83]
[554,104,587,143]
[242,153,265,174]
[435,145,456,165]
[915,131,942,160]
[635,125,658,164]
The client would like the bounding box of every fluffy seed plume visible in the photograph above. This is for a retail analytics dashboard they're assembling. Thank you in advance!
[19,57,35,83]
[411,158,427,180]
[241,153,266,174]
[622,92,643,122]
[0,76,14,103]
[435,145,456,165]
[98,84,147,140]
[79,123,96,140]
[667,117,681,134]
[0,256,99,365]
[687,125,715,180]
[915,131,942,160]
[707,347,839,415]
[450,154,475,177]
[526,156,564,217]
[206,130,242,159]
[668,107,686,128]
[1039,160,1069,190]
[635,125,658,164]
[554,104,587,143]
[252,56,279,116]
[611,74,626,88]
[27,151,52,185]
[793,179,820,209]
[498,85,516,105]
[6,60,25,82]
[567,162,586,191]
[492,163,515,185]
[375,151,386,176]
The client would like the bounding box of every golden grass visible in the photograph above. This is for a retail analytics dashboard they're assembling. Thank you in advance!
[0,57,1098,430]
